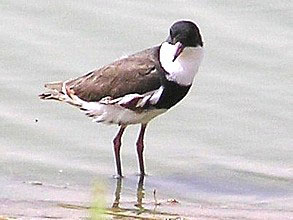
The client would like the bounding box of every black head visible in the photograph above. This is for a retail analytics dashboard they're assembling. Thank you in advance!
[167,20,203,47]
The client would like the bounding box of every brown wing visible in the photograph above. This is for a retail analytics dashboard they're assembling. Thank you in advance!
[65,46,162,102]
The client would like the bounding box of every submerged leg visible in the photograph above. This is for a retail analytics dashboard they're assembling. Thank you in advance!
[136,124,147,175]
[113,125,126,177]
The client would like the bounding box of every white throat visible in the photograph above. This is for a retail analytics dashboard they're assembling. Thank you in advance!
[159,42,204,86]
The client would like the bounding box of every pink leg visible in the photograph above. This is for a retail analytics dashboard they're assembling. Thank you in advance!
[136,124,147,175]
[113,125,126,177]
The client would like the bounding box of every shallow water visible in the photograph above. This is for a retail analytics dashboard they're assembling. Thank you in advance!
[1,0,292,219]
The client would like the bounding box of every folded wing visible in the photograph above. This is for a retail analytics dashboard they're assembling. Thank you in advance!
[66,46,162,102]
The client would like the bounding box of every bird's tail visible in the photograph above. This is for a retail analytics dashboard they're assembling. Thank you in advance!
[39,81,82,107]
[39,81,65,101]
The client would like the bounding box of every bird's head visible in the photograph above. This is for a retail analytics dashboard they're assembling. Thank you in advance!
[159,20,204,86]
[165,20,203,62]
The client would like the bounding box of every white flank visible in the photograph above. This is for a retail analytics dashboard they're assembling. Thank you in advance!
[159,42,204,86]
[82,101,166,125]
[149,86,164,104]
[62,87,167,125]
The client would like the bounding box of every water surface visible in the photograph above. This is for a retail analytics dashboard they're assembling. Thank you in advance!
[1,0,292,219]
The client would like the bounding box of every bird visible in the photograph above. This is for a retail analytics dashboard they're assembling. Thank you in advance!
[39,20,204,178]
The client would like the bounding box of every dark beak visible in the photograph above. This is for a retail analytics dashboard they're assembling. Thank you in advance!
[172,42,185,62]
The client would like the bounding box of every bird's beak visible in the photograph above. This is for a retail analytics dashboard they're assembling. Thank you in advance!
[172,42,185,62]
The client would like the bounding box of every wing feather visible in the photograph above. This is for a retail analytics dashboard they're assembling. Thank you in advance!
[66,46,162,102]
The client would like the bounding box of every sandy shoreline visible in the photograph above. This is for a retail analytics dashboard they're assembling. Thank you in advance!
[1,198,292,220]
[1,176,292,220]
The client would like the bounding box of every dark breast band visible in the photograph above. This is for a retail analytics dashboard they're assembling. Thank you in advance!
[154,80,191,109]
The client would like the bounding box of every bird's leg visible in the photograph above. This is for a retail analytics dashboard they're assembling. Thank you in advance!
[136,123,147,176]
[113,125,126,178]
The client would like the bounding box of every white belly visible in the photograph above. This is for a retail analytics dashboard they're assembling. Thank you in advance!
[81,101,167,125]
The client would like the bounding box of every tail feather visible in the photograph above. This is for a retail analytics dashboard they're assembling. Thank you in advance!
[39,81,64,101]
[44,81,63,91]
[39,90,63,101]
[39,80,82,107]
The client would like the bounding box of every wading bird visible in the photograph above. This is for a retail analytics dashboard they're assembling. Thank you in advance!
[40,20,204,178]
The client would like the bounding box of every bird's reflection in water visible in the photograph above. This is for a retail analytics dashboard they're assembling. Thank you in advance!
[109,175,179,218]
[111,175,145,210]
[111,177,123,209]
[135,174,145,209]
